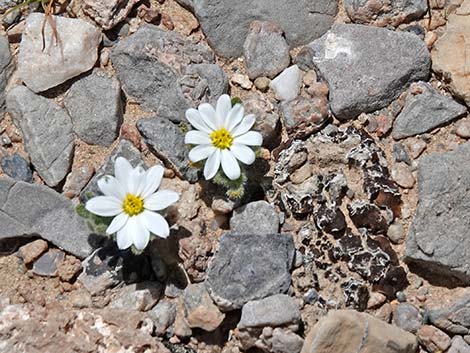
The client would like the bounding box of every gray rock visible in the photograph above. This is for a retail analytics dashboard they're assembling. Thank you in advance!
[148,299,177,336]
[80,139,144,203]
[32,249,64,277]
[309,24,430,120]
[182,283,225,331]
[18,13,102,93]
[393,303,423,333]
[428,292,470,335]
[181,64,229,106]
[205,232,295,311]
[392,82,467,139]
[0,0,21,12]
[110,281,163,311]
[301,310,418,353]
[0,154,32,183]
[270,65,303,102]
[64,69,122,146]
[137,117,198,182]
[111,25,215,122]
[83,0,139,30]
[7,86,74,187]
[243,21,290,79]
[345,0,427,27]
[0,32,12,115]
[449,336,470,353]
[230,200,280,235]
[0,177,94,258]
[405,143,470,284]
[238,294,300,329]
[178,0,337,58]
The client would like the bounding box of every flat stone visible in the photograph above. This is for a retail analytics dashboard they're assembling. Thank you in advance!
[243,20,290,80]
[309,24,430,120]
[32,249,65,277]
[18,239,48,265]
[83,0,139,30]
[238,294,300,329]
[182,283,225,331]
[0,154,32,183]
[0,32,12,115]
[111,25,217,122]
[301,310,418,353]
[64,69,122,147]
[270,65,302,102]
[148,299,177,336]
[417,325,451,353]
[392,82,467,139]
[110,281,163,312]
[449,336,470,353]
[137,117,198,182]
[405,143,470,284]
[432,0,470,106]
[393,303,423,333]
[205,233,295,311]
[345,0,427,27]
[7,86,74,187]
[427,291,470,335]
[0,177,94,258]
[230,201,280,235]
[18,13,102,93]
[178,0,338,58]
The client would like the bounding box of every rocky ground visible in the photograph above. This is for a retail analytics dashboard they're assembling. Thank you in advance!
[0,0,470,352]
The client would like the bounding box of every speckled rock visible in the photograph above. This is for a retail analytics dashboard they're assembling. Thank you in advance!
[230,201,280,235]
[0,154,32,183]
[83,0,139,30]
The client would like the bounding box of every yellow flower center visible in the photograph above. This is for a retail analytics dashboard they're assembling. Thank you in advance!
[210,128,233,150]
[122,194,144,216]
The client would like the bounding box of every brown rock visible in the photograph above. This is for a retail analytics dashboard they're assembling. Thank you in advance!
[57,255,83,282]
[417,325,452,353]
[301,310,418,353]
[456,119,470,139]
[18,239,48,265]
[63,165,94,198]
[391,162,415,188]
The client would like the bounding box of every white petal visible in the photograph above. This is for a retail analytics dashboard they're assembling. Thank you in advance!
[144,190,180,211]
[127,166,145,195]
[97,175,126,201]
[116,224,133,249]
[114,157,133,187]
[204,148,221,180]
[234,131,263,146]
[106,213,129,234]
[185,130,212,145]
[221,149,241,180]
[185,108,212,133]
[140,210,170,239]
[198,103,218,131]
[86,196,122,217]
[141,165,164,199]
[226,104,244,131]
[231,114,256,136]
[188,145,216,162]
[230,143,256,165]
[216,94,232,128]
[129,215,150,250]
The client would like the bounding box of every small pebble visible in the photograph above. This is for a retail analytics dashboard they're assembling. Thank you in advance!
[254,77,270,92]
[387,222,406,244]
[393,143,411,165]
[0,134,11,146]
[18,239,48,265]
[391,162,415,188]
[32,249,65,277]
[424,31,438,49]
[456,119,470,139]
[231,73,253,90]
[408,139,427,159]
[304,288,319,304]
[396,291,407,302]
[367,292,387,309]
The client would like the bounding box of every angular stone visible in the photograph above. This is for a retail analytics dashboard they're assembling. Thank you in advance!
[230,201,280,235]
[18,13,102,93]
[405,143,470,284]
[238,294,300,329]
[417,325,451,353]
[345,0,427,27]
[7,86,74,187]
[0,154,33,183]
[182,283,225,331]
[64,69,122,147]
[0,32,12,115]
[0,177,94,258]
[243,21,290,80]
[206,233,295,311]
[137,117,198,182]
[432,0,470,106]
[309,24,430,119]
[83,0,139,30]
[428,291,470,335]
[18,239,48,265]
[178,0,338,58]
[392,82,467,139]
[393,303,423,333]
[110,282,163,312]
[148,299,177,336]
[111,25,215,122]
[32,249,64,277]
[270,65,302,102]
[449,336,470,353]
[301,310,418,353]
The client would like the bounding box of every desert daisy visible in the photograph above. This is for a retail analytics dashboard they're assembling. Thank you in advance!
[184,94,263,180]
[85,157,179,251]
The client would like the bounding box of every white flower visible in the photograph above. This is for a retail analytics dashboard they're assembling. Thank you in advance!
[85,157,179,251]
[184,94,263,180]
